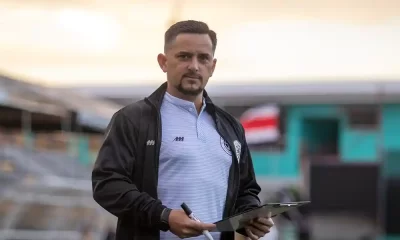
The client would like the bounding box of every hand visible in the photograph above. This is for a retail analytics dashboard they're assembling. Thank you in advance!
[168,209,216,239]
[244,213,274,240]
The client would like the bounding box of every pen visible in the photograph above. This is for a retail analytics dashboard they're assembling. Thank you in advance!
[181,202,214,240]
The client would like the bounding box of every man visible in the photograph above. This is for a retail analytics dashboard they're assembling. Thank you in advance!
[92,20,274,240]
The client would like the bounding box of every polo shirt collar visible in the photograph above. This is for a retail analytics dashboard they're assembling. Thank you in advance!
[146,82,214,110]
[163,92,206,113]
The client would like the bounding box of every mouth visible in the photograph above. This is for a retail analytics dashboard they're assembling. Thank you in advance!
[183,75,202,81]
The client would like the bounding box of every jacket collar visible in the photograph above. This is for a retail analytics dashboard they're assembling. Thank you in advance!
[146,81,215,110]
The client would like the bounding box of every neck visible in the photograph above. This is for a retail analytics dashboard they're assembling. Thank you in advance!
[166,86,203,113]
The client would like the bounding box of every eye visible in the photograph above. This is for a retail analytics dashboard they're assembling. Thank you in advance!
[178,54,190,60]
[199,55,210,62]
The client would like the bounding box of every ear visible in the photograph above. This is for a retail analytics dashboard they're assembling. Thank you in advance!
[210,58,217,77]
[157,53,167,73]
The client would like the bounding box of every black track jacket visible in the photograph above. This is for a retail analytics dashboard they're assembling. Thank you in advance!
[92,82,261,240]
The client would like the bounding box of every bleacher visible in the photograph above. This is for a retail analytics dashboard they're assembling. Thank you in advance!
[1,145,90,179]
[0,74,121,240]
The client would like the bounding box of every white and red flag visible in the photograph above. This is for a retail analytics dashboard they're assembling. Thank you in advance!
[239,104,280,144]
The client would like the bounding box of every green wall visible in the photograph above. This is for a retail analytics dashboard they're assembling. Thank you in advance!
[252,104,389,177]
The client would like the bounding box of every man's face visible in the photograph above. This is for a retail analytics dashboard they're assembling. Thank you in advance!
[158,33,216,96]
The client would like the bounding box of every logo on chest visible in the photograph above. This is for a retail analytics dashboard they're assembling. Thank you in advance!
[220,137,232,156]
[220,138,242,162]
[173,136,184,142]
[233,140,241,162]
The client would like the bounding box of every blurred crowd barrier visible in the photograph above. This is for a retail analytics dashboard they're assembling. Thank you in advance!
[0,128,103,166]
[0,128,115,240]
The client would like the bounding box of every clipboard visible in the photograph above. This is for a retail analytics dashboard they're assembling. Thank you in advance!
[211,201,310,232]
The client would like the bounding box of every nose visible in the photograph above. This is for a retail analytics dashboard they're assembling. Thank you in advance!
[187,58,199,72]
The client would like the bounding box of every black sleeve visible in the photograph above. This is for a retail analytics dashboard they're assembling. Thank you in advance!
[92,110,167,228]
[235,125,262,236]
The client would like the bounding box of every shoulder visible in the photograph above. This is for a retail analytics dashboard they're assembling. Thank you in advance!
[213,105,245,137]
[112,99,152,126]
[120,99,151,115]
[214,105,243,129]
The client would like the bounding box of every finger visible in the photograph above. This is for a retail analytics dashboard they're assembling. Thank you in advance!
[200,223,216,231]
[255,217,274,227]
[182,221,204,237]
[267,212,271,218]
[191,221,216,231]
[245,227,259,240]
[248,225,266,238]
[188,221,215,232]
[250,221,270,233]
[181,227,202,237]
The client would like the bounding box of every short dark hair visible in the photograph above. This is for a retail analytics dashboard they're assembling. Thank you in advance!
[164,20,217,53]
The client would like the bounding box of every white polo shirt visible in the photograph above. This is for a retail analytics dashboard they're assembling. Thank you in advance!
[157,92,233,240]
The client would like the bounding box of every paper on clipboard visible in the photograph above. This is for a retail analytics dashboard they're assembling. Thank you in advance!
[211,201,310,232]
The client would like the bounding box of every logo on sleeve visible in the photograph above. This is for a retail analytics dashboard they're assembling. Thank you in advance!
[220,137,232,156]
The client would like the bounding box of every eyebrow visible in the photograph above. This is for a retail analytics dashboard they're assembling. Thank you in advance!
[175,51,212,58]
[175,51,192,56]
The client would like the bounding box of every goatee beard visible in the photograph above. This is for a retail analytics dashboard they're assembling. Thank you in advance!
[177,83,203,96]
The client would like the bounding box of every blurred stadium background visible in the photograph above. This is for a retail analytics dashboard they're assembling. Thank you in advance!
[1,0,400,240]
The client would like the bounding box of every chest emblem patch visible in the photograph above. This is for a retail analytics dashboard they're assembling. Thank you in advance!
[220,137,232,156]
[233,140,241,163]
